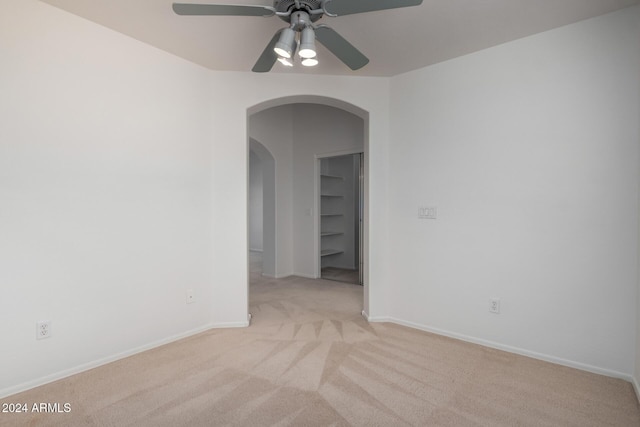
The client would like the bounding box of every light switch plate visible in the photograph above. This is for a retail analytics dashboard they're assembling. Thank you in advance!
[418,206,437,219]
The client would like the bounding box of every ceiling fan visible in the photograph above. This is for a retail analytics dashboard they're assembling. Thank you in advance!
[172,0,423,72]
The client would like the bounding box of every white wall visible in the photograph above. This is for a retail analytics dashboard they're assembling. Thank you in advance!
[636,38,640,393]
[388,6,640,377]
[249,139,277,277]
[292,105,364,277]
[1,0,216,396]
[1,0,392,398]
[248,150,263,251]
[637,212,640,395]
[248,106,295,277]
[9,0,636,400]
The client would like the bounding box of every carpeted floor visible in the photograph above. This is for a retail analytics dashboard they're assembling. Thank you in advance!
[1,268,639,426]
[321,267,360,285]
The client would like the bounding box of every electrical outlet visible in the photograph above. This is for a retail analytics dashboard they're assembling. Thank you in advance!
[489,298,500,314]
[36,321,51,340]
[186,289,195,304]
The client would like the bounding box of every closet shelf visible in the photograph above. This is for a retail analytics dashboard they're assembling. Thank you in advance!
[321,213,343,216]
[321,231,343,237]
[321,249,344,257]
[321,194,343,198]
[320,174,344,180]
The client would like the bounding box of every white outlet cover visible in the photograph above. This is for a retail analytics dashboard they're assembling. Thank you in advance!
[36,321,52,340]
[186,289,195,304]
[489,298,501,314]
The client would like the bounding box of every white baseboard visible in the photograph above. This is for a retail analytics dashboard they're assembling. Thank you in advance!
[365,314,392,322]
[261,272,293,279]
[293,272,318,279]
[0,320,252,400]
[366,316,634,383]
[211,320,249,328]
[5,314,633,400]
[261,272,318,279]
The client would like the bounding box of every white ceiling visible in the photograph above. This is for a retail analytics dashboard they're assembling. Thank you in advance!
[40,0,639,77]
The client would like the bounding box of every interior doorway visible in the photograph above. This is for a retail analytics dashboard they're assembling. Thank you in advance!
[248,138,276,278]
[246,96,370,317]
[319,153,363,285]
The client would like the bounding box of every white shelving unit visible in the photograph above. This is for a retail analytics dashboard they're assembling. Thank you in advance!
[321,249,343,257]
[320,173,345,262]
[318,154,362,285]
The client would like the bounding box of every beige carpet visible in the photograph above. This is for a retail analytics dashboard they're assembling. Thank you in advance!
[321,267,360,285]
[2,272,639,426]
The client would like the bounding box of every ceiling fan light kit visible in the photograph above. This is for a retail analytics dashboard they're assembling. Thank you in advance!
[301,57,319,67]
[172,0,423,72]
[298,27,317,59]
[274,27,296,58]
[277,56,295,66]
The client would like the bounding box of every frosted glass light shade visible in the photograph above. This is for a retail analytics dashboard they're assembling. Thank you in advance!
[301,57,318,66]
[298,27,316,59]
[277,56,294,66]
[274,28,296,59]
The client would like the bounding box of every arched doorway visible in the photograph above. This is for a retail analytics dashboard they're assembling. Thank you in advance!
[248,138,276,278]
[247,95,370,315]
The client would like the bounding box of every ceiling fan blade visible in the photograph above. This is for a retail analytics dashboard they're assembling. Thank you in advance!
[324,0,423,16]
[252,30,282,73]
[315,25,369,70]
[172,3,275,17]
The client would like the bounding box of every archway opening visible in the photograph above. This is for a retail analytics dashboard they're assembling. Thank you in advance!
[246,95,370,318]
[249,138,276,278]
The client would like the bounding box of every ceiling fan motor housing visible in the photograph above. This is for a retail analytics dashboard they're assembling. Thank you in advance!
[275,0,324,23]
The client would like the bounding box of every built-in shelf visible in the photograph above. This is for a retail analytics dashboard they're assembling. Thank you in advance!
[320,161,348,268]
[320,174,343,180]
[321,249,344,257]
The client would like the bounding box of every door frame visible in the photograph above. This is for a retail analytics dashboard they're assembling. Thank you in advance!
[315,149,365,281]
[247,95,371,317]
